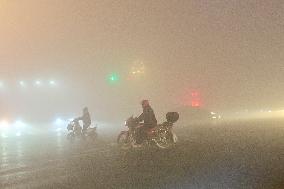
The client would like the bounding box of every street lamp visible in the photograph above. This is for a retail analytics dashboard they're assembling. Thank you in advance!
[49,80,56,86]
[19,81,26,87]
[131,60,145,75]
[35,80,42,86]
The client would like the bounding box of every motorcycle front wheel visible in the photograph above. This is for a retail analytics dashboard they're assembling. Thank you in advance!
[67,132,75,143]
[117,131,132,150]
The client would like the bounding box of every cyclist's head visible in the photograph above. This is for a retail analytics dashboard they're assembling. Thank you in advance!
[141,100,150,108]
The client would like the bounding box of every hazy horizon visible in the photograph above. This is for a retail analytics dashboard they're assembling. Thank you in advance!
[1,0,284,121]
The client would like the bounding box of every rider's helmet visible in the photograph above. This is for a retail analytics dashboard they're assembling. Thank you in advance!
[141,100,150,108]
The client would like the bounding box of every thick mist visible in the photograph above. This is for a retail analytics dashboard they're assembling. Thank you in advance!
[1,0,284,123]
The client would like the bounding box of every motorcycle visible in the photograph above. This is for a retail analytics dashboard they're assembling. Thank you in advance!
[66,120,98,142]
[117,112,179,149]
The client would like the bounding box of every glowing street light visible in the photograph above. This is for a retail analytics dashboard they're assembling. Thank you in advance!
[49,80,56,85]
[49,80,58,87]
[54,118,64,126]
[35,80,42,86]
[130,60,145,76]
[14,120,26,128]
[16,132,22,137]
[0,120,9,128]
[19,81,26,87]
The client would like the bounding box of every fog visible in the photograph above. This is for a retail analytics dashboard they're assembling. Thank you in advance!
[1,2,284,189]
[1,0,284,123]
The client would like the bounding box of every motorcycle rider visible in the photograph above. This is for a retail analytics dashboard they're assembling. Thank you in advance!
[135,100,157,145]
[74,107,91,133]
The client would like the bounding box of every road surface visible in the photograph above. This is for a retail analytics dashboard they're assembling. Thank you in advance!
[1,120,284,189]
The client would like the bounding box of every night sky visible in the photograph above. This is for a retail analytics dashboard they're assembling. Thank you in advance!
[0,0,283,121]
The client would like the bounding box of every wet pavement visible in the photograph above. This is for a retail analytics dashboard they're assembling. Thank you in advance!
[1,120,284,189]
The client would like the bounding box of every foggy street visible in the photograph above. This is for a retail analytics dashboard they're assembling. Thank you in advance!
[1,120,283,189]
[1,0,284,188]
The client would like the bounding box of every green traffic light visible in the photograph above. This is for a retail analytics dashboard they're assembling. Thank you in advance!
[108,73,120,84]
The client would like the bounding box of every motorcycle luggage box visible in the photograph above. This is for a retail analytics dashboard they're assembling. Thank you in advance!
[166,112,179,123]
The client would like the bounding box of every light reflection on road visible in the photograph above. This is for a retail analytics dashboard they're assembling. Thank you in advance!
[0,133,67,172]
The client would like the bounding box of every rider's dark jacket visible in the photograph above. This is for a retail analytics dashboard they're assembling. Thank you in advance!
[78,111,91,127]
[137,105,157,128]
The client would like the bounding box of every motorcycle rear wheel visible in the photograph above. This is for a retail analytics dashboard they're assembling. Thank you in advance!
[154,130,173,149]
[90,132,98,140]
[67,132,75,143]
